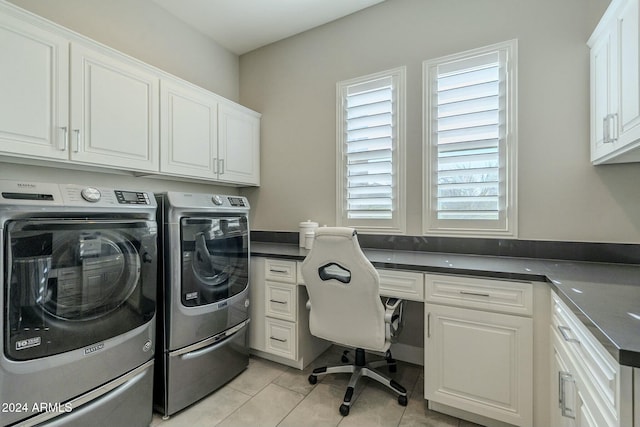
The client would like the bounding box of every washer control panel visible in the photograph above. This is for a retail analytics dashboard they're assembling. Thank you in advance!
[115,190,150,205]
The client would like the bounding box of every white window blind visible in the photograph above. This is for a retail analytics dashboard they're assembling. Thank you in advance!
[423,40,517,237]
[337,68,406,233]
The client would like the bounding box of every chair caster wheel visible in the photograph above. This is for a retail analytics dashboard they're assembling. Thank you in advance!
[308,374,317,385]
[341,350,349,363]
[339,404,350,416]
[398,395,408,406]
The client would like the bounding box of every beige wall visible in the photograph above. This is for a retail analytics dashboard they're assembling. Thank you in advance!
[239,0,640,244]
[3,0,240,196]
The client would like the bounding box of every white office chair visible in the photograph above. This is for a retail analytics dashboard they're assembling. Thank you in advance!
[301,227,407,416]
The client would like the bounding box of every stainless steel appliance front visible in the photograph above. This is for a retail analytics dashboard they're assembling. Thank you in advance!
[154,192,250,418]
[0,180,157,427]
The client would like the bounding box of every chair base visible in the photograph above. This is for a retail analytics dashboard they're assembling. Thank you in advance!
[307,348,408,416]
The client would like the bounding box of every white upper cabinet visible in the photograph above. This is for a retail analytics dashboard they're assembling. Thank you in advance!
[0,2,260,185]
[159,78,260,185]
[589,0,640,164]
[160,79,218,178]
[70,43,159,172]
[218,102,260,185]
[0,10,69,160]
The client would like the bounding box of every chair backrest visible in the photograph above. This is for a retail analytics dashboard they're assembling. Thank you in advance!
[301,227,387,352]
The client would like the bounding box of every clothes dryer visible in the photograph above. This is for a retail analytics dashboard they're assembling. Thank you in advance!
[154,192,250,418]
[0,180,157,427]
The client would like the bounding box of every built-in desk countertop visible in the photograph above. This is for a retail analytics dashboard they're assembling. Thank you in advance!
[251,241,640,368]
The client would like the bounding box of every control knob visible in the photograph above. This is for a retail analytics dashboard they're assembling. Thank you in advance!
[211,195,224,206]
[81,187,101,203]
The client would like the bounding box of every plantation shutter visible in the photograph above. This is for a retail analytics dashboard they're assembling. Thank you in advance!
[344,76,395,220]
[434,51,504,221]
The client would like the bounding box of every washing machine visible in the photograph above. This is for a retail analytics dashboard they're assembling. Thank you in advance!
[154,192,250,418]
[0,180,157,427]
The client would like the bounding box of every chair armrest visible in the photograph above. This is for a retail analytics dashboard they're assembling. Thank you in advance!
[384,297,404,342]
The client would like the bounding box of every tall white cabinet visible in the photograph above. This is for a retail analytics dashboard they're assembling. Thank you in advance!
[589,0,640,164]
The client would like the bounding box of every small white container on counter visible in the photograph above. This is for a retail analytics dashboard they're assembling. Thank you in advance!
[304,231,315,249]
[299,220,318,247]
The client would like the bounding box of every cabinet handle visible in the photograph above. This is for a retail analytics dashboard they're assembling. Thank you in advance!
[427,313,431,338]
[557,325,581,345]
[269,268,288,274]
[269,299,287,305]
[270,336,287,343]
[213,157,218,174]
[559,371,576,419]
[459,290,490,298]
[59,127,68,151]
[73,129,80,152]
[612,113,619,142]
[219,158,225,175]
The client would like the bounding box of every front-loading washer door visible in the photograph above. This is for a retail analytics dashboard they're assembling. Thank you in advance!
[180,216,248,307]
[4,219,157,361]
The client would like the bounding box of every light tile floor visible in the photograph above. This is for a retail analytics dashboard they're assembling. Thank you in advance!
[151,346,483,427]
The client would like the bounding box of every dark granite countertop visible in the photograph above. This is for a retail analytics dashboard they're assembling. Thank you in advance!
[250,241,640,368]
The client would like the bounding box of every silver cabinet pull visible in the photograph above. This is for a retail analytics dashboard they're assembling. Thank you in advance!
[559,371,576,419]
[270,336,287,343]
[426,313,431,338]
[603,115,610,143]
[219,158,225,175]
[557,325,581,344]
[213,157,218,174]
[59,126,68,151]
[459,290,490,298]
[269,299,287,305]
[72,129,80,152]
[269,268,288,274]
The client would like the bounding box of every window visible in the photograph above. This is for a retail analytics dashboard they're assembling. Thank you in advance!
[423,40,517,237]
[336,67,406,234]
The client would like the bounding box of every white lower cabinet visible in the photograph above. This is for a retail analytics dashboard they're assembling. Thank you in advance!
[249,257,330,369]
[550,291,633,427]
[424,274,533,427]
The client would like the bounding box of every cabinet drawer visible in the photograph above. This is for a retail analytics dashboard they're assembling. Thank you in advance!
[378,269,424,301]
[425,274,533,316]
[264,259,296,283]
[265,281,297,322]
[551,292,619,418]
[265,317,297,360]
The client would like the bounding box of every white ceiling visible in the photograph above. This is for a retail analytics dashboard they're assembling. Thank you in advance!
[151,0,385,55]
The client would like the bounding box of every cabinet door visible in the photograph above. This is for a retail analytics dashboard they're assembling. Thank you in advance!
[160,79,217,178]
[70,43,159,172]
[617,0,640,137]
[218,103,260,185]
[425,303,533,427]
[0,12,68,160]
[590,25,617,162]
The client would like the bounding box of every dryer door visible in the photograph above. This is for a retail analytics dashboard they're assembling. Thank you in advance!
[4,219,157,360]
[180,215,248,307]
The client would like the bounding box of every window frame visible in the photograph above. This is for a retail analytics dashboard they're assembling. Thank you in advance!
[336,66,406,234]
[422,40,518,238]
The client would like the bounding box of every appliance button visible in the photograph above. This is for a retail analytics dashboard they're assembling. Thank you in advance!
[211,195,224,206]
[81,187,101,202]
